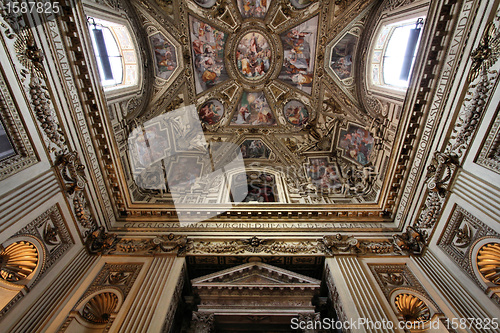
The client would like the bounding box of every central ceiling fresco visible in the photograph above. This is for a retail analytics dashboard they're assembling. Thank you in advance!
[108,0,410,228]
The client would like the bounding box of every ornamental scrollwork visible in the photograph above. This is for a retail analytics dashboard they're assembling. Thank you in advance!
[317,234,361,255]
[414,152,458,234]
[55,151,95,230]
[187,237,319,255]
[468,23,500,83]
[392,226,426,255]
[85,227,118,255]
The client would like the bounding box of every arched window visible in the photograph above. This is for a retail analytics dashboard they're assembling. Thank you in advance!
[87,17,138,90]
[371,18,425,90]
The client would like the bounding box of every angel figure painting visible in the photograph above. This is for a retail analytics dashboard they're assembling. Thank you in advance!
[199,100,224,125]
[330,33,357,80]
[231,91,276,126]
[189,16,228,93]
[150,32,177,80]
[237,0,270,19]
[279,16,318,94]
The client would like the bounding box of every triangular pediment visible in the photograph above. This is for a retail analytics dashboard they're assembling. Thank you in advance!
[191,262,321,287]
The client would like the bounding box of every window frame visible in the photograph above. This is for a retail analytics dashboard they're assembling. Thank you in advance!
[366,4,429,98]
[82,7,142,97]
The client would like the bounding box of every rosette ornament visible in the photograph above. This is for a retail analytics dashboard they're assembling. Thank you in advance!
[394,293,430,323]
[82,292,119,324]
[477,243,500,284]
[0,241,39,282]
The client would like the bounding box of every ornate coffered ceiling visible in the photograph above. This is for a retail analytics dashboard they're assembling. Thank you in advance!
[97,0,417,231]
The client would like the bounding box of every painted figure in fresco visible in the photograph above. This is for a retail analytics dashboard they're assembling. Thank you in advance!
[306,158,342,192]
[285,102,309,126]
[239,0,268,19]
[236,33,271,80]
[339,126,374,166]
[240,140,270,159]
[199,101,222,125]
[243,172,276,202]
[330,33,357,80]
[279,16,318,93]
[150,33,177,80]
[190,17,227,93]
[232,92,275,126]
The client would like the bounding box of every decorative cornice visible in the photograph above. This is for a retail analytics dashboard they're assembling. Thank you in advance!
[90,233,416,257]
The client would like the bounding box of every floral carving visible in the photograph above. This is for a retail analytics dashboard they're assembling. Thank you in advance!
[56,151,95,230]
[468,23,500,82]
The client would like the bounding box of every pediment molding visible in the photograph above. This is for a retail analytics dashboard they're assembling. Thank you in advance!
[192,262,321,290]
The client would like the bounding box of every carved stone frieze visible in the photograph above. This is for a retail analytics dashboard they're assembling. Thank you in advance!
[318,234,397,256]
[317,234,360,254]
[111,233,189,255]
[187,236,319,255]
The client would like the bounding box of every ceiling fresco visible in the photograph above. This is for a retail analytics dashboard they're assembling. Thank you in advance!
[106,0,410,228]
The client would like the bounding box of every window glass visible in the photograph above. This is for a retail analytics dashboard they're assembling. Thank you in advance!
[87,17,137,89]
[0,120,15,161]
[383,21,423,88]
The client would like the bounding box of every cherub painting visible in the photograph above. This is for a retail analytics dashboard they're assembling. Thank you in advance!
[150,32,177,80]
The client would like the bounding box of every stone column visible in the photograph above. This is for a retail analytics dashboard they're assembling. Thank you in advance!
[188,311,215,333]
[325,257,397,333]
[413,250,500,333]
[298,312,322,333]
[7,248,97,333]
[116,256,185,333]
